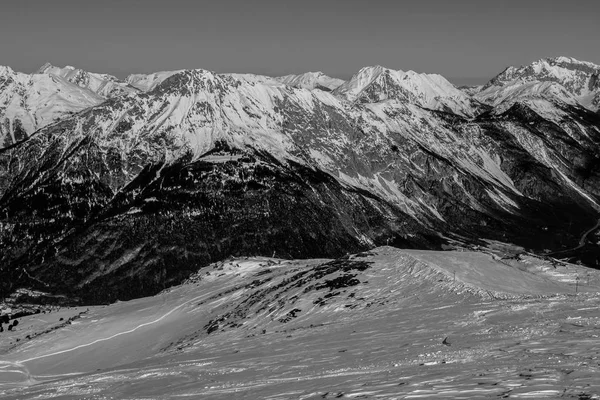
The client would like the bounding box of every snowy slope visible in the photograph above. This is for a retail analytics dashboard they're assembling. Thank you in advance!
[2,248,599,398]
[477,81,579,116]
[276,71,345,91]
[333,65,483,117]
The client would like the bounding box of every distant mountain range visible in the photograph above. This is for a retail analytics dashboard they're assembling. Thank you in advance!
[1,56,599,305]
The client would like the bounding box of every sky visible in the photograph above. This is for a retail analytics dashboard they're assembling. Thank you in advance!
[1,0,599,86]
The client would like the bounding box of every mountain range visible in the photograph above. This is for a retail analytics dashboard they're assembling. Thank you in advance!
[1,56,599,305]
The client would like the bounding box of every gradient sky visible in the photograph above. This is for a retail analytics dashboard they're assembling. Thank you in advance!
[1,0,599,85]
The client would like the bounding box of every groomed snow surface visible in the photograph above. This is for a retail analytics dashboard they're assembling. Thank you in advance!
[1,247,599,399]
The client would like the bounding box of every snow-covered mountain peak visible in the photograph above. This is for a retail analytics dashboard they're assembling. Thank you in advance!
[528,57,600,80]
[129,68,281,97]
[480,56,600,111]
[486,57,600,88]
[275,71,345,91]
[148,68,227,96]
[358,65,391,75]
[543,56,600,70]
[334,65,481,117]
[34,63,138,98]
[334,65,390,96]
[36,63,112,81]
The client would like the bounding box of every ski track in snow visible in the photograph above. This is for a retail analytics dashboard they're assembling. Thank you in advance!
[18,288,220,364]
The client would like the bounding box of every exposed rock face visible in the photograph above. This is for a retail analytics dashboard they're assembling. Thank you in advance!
[588,72,600,91]
[1,59,600,305]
